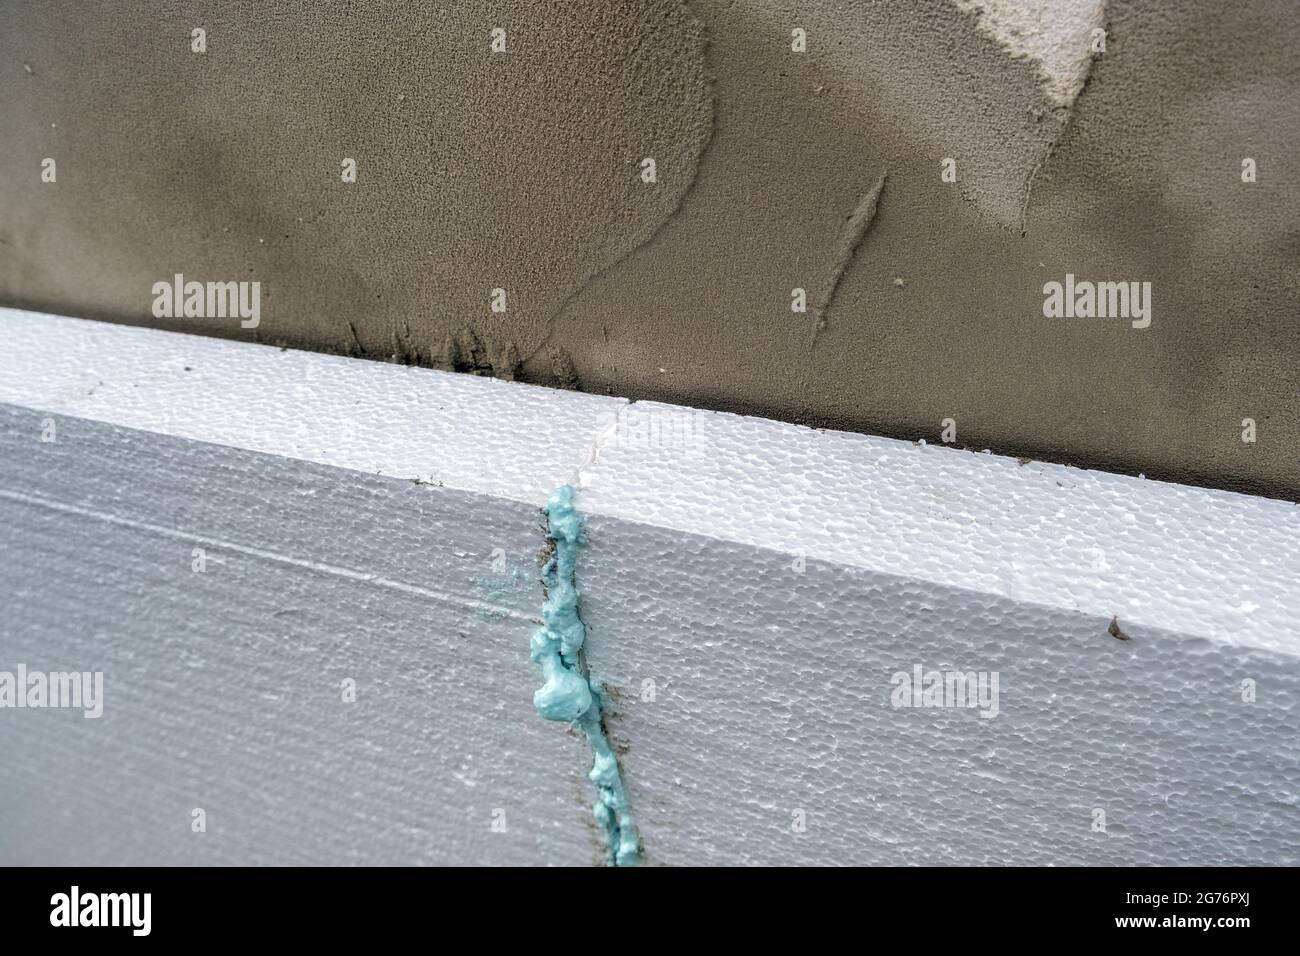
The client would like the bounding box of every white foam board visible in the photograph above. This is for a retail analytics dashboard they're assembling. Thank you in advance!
[1,308,1296,865]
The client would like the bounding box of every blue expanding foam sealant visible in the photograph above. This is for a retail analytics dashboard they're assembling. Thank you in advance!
[530,485,640,866]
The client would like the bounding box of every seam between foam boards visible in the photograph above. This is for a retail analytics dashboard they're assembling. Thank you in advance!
[529,404,643,866]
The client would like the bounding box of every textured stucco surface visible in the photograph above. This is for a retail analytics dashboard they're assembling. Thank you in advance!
[2,314,1297,865]
[954,0,1105,107]
[0,1,1296,499]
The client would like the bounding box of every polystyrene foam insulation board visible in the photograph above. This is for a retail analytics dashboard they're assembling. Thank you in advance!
[1,307,1296,865]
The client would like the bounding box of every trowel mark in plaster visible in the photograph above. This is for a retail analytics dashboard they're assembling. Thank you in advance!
[529,485,640,866]
[810,173,887,347]
[520,7,717,372]
[953,0,1107,233]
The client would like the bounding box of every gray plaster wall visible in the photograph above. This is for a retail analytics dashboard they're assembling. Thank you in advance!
[1,0,1297,501]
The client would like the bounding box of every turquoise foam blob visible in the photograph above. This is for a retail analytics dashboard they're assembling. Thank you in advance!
[529,485,641,866]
